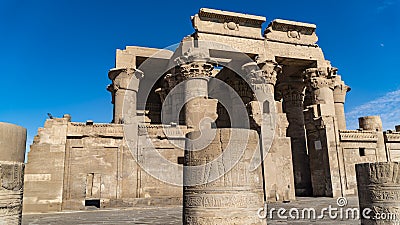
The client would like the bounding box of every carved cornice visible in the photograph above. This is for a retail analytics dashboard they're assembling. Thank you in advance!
[385,132,400,142]
[264,19,318,46]
[339,130,378,142]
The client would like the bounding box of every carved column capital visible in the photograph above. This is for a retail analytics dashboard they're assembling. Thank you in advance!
[108,67,144,92]
[178,61,214,80]
[304,68,335,90]
[333,77,351,103]
[276,81,305,108]
[241,60,281,86]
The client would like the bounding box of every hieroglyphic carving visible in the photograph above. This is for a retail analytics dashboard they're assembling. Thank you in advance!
[356,162,400,225]
[184,194,261,208]
[0,162,24,224]
[183,129,264,225]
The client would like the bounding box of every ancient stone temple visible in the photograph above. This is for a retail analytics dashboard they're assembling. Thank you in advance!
[23,8,400,213]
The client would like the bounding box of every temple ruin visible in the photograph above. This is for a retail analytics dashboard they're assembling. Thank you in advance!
[22,8,400,214]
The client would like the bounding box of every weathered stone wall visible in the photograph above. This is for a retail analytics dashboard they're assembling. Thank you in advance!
[23,120,188,213]
[23,116,69,213]
[0,122,26,225]
[338,116,387,196]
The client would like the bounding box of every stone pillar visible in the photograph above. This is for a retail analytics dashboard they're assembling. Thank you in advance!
[356,162,400,225]
[333,76,350,130]
[277,80,312,196]
[173,54,218,130]
[303,67,344,197]
[0,122,27,225]
[183,129,264,224]
[180,60,217,130]
[107,68,143,124]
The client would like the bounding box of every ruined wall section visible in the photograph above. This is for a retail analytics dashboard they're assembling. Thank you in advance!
[23,116,69,213]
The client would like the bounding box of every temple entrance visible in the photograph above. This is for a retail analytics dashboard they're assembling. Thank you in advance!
[275,57,317,197]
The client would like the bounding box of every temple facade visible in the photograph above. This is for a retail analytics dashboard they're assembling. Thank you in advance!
[22,8,400,213]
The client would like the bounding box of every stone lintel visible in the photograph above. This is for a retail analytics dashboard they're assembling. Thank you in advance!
[192,8,266,40]
[265,19,318,46]
[116,46,173,68]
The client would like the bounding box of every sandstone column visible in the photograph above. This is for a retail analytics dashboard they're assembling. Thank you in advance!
[333,76,350,130]
[108,68,143,124]
[0,122,27,225]
[171,49,218,130]
[183,129,264,224]
[356,162,400,225]
[277,79,312,196]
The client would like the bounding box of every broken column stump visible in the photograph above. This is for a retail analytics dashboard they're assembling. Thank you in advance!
[183,128,264,225]
[356,162,400,225]
[0,122,27,225]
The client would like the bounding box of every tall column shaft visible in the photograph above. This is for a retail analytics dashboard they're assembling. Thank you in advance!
[278,81,312,196]
[304,67,343,197]
[333,77,350,130]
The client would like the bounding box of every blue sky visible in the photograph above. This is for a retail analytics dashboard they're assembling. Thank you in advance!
[0,0,399,147]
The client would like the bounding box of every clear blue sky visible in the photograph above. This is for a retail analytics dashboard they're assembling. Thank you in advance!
[1,0,399,145]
